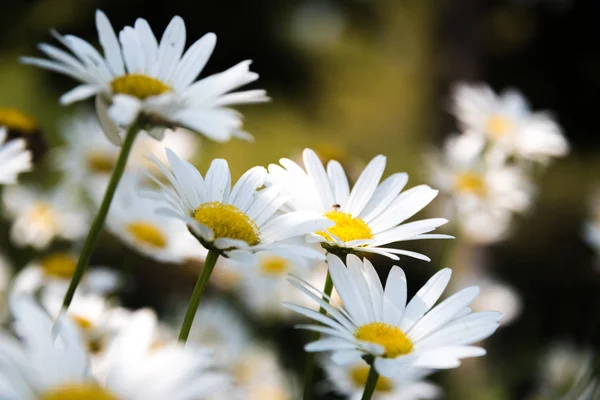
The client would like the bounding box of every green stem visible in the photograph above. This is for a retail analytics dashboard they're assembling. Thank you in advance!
[178,249,220,343]
[62,121,140,310]
[360,364,380,400]
[302,270,334,400]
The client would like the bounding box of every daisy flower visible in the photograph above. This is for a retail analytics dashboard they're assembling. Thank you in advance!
[10,251,119,297]
[22,10,269,145]
[0,127,32,184]
[0,107,47,161]
[3,184,89,250]
[226,247,329,320]
[268,148,450,261]
[0,296,231,400]
[52,111,201,191]
[451,82,569,163]
[285,254,501,377]
[104,172,207,263]
[428,134,533,244]
[323,359,440,400]
[149,149,331,264]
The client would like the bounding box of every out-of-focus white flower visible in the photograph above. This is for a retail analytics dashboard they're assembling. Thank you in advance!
[104,173,207,263]
[323,359,440,400]
[269,148,451,261]
[535,342,597,399]
[0,127,32,184]
[429,134,533,244]
[583,190,600,257]
[285,254,501,378]
[3,185,89,250]
[149,149,329,265]
[0,297,232,400]
[223,244,327,321]
[11,251,119,297]
[0,254,12,322]
[52,112,201,193]
[23,11,268,144]
[451,83,569,163]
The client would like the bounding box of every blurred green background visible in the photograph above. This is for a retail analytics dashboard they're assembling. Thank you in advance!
[1,0,600,398]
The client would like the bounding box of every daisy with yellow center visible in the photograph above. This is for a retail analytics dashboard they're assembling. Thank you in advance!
[22,10,269,145]
[150,149,330,264]
[226,246,326,320]
[0,127,32,185]
[452,82,569,163]
[104,173,206,263]
[268,148,450,261]
[11,252,120,298]
[323,359,440,400]
[285,254,501,378]
[428,133,533,244]
[0,297,231,400]
[150,149,330,341]
[53,112,201,195]
[2,185,89,250]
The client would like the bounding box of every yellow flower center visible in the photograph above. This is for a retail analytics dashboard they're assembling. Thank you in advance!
[259,256,290,276]
[72,315,94,331]
[86,151,115,173]
[454,172,486,197]
[355,322,413,358]
[350,365,394,392]
[126,221,168,249]
[41,253,77,278]
[193,202,260,246]
[0,108,37,133]
[27,203,57,230]
[486,115,513,138]
[38,383,119,400]
[318,211,373,243]
[110,74,171,100]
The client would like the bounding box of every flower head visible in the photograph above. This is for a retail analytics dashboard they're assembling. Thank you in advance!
[452,83,569,163]
[268,148,450,260]
[23,11,269,144]
[150,149,330,265]
[285,254,501,377]
[323,359,440,400]
[428,133,533,244]
[3,185,89,250]
[0,296,231,399]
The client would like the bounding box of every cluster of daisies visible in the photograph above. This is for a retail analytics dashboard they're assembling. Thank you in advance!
[429,83,569,245]
[1,8,582,400]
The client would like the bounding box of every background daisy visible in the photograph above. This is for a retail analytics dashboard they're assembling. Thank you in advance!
[0,127,32,184]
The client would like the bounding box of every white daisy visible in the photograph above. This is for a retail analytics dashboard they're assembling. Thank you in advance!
[52,111,201,191]
[10,251,119,297]
[0,296,231,400]
[0,108,45,161]
[451,82,569,163]
[268,148,450,261]
[226,247,328,320]
[323,359,440,400]
[285,254,501,377]
[3,185,89,250]
[149,149,330,264]
[0,127,32,184]
[104,172,207,263]
[22,10,269,144]
[429,134,533,244]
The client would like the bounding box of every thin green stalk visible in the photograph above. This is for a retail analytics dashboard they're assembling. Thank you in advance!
[360,364,380,400]
[62,121,140,310]
[178,249,220,343]
[302,270,334,400]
